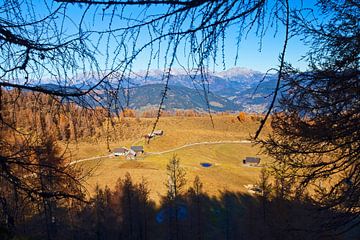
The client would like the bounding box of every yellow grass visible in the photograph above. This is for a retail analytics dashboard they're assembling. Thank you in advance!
[62,115,270,159]
[69,115,271,202]
[132,115,269,152]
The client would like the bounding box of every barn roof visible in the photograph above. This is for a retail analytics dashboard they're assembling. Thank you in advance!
[131,146,144,152]
[113,147,128,153]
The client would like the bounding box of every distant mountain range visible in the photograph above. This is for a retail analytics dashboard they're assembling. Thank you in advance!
[126,67,277,112]
[39,67,278,113]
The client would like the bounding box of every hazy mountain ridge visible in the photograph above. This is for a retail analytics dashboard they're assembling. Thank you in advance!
[129,67,277,112]
[39,67,277,113]
[130,67,267,91]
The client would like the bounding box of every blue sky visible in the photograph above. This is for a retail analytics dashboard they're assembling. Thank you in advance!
[115,1,317,73]
[219,0,321,72]
[14,0,320,78]
[222,26,309,72]
[0,0,325,87]
[56,1,321,74]
[220,0,320,72]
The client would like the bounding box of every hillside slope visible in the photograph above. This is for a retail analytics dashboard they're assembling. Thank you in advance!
[124,84,241,111]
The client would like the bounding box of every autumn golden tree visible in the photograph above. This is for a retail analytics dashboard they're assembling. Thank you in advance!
[237,112,247,122]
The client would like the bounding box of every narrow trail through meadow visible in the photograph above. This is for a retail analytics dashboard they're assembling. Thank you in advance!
[68,140,253,166]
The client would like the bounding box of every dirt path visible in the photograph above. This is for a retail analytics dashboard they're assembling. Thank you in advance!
[147,140,252,155]
[67,154,113,166]
[68,140,253,166]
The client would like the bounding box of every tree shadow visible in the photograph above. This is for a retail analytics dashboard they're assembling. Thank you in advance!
[2,173,359,240]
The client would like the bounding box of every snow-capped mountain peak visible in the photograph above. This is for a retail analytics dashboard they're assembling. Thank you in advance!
[215,67,261,78]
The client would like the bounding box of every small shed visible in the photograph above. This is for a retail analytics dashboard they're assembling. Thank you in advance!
[113,147,128,156]
[131,146,144,154]
[243,157,261,166]
[153,130,164,136]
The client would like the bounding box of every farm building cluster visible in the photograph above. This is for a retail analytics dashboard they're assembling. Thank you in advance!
[113,146,144,159]
[112,130,163,159]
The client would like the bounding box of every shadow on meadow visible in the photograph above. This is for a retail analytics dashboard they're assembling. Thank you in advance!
[3,172,357,240]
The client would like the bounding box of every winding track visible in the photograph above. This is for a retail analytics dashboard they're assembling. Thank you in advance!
[147,140,252,155]
[67,140,253,166]
[67,155,113,166]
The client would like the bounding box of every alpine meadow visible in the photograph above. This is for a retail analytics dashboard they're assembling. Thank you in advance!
[0,1,359,240]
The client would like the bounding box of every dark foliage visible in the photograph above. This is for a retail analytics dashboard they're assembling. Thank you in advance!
[260,0,360,233]
[2,172,356,240]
